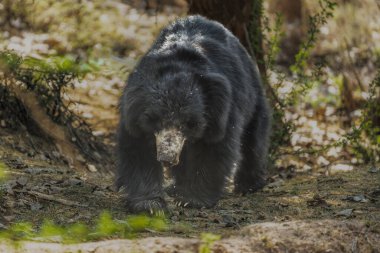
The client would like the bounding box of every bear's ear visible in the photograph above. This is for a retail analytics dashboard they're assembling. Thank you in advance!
[197,72,232,143]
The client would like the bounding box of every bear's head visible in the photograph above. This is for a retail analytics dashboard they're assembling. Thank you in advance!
[123,70,231,167]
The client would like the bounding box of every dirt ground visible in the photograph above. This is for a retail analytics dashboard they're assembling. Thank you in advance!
[1,220,380,252]
[0,0,380,252]
[0,126,379,239]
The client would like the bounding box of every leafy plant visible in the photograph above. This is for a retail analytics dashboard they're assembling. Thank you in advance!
[287,0,337,104]
[0,162,7,181]
[350,69,380,163]
[199,233,221,253]
[0,50,109,167]
[253,0,337,159]
[0,211,168,243]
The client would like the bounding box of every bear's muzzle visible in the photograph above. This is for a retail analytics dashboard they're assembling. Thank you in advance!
[155,128,186,167]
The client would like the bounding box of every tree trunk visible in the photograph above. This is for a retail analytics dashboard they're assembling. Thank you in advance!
[268,0,304,65]
[186,0,267,78]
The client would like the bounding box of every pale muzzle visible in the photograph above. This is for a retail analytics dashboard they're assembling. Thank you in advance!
[155,128,186,167]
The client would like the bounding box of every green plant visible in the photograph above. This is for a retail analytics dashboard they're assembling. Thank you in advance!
[0,162,7,181]
[350,69,380,163]
[0,211,168,243]
[199,233,221,253]
[254,0,337,159]
[0,50,108,166]
[287,0,337,104]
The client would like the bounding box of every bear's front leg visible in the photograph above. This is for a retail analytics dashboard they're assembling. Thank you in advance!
[169,140,238,208]
[116,127,166,215]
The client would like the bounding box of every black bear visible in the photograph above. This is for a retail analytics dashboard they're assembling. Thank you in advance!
[116,16,271,213]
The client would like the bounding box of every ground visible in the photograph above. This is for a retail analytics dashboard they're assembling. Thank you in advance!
[1,126,379,244]
[0,0,380,252]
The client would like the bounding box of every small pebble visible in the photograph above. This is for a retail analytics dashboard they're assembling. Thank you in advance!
[87,164,97,172]
[76,155,86,163]
[171,215,179,222]
[197,211,208,218]
[93,190,106,197]
[16,177,28,186]
[52,151,61,159]
[68,178,83,186]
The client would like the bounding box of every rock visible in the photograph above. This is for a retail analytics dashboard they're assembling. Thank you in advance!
[76,155,86,163]
[92,131,105,137]
[257,212,266,220]
[68,178,83,186]
[196,211,208,218]
[17,177,28,186]
[317,156,330,166]
[27,151,36,157]
[368,167,379,173]
[170,215,179,222]
[52,151,61,159]
[329,164,353,174]
[30,202,43,211]
[266,179,284,189]
[82,112,93,119]
[222,215,238,228]
[87,164,97,172]
[93,152,102,160]
[3,216,14,222]
[93,190,106,197]
[343,195,368,203]
[336,209,353,217]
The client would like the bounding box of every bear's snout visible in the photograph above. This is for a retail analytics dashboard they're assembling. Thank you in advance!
[155,128,186,167]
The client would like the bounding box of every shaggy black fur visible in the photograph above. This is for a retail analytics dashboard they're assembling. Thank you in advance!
[116,15,271,213]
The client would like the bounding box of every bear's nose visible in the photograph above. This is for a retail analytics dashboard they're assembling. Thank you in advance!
[155,128,185,167]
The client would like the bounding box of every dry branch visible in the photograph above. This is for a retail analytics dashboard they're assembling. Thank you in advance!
[21,190,88,207]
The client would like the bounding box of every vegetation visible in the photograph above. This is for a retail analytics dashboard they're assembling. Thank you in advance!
[351,69,380,163]
[199,233,221,253]
[0,211,167,243]
[0,162,7,182]
[261,0,338,158]
[0,51,111,171]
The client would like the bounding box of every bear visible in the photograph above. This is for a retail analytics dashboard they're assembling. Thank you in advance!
[116,15,271,214]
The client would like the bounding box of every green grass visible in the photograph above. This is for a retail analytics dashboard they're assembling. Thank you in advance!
[0,211,168,243]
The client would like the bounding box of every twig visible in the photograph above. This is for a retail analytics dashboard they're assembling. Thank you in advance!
[244,24,285,108]
[243,24,256,58]
[15,190,88,207]
[351,237,359,253]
